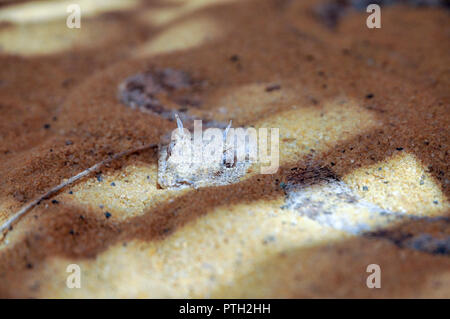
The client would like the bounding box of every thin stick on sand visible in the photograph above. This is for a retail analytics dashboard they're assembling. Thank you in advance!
[0,143,157,237]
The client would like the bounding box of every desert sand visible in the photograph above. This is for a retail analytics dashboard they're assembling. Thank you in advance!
[0,0,448,298]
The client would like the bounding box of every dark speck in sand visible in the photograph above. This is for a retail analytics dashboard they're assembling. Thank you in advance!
[265,83,281,92]
[230,54,240,62]
[105,212,112,219]
[362,186,369,191]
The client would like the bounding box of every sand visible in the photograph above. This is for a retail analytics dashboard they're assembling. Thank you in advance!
[0,0,448,298]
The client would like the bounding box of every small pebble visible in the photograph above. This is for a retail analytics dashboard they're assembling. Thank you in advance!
[105,212,112,219]
[362,186,369,191]
[263,235,276,245]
